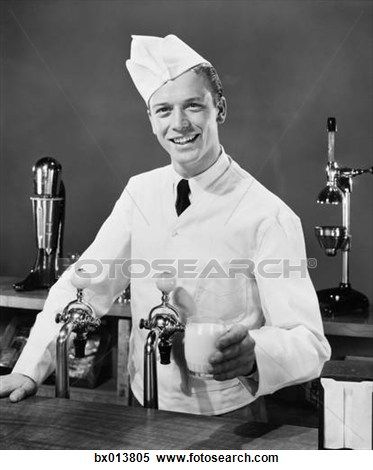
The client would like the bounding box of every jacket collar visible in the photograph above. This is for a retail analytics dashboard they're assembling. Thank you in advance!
[170,146,231,202]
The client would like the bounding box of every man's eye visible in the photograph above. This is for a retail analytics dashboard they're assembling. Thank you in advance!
[156,107,170,114]
[188,103,201,109]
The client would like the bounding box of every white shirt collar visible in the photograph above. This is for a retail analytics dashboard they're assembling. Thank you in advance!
[171,146,231,201]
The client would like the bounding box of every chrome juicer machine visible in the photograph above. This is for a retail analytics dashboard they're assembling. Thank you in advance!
[13,157,65,291]
[315,117,372,316]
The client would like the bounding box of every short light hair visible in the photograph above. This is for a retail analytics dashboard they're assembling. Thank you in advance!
[192,63,224,105]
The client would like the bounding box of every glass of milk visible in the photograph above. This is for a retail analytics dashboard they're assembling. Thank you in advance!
[184,314,228,379]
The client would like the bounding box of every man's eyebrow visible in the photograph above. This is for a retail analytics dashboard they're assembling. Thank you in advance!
[151,96,205,108]
[184,96,205,102]
[152,102,171,108]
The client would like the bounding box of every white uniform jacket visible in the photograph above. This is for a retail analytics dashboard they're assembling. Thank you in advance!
[14,149,331,415]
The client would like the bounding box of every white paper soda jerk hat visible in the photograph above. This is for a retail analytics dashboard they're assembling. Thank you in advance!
[126,34,211,104]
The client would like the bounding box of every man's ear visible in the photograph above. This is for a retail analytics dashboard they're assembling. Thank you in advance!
[216,96,227,124]
[147,108,157,135]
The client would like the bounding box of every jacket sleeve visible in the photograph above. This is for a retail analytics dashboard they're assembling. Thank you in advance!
[12,179,135,385]
[247,213,331,397]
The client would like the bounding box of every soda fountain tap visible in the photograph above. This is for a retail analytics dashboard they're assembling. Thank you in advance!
[315,117,372,316]
[55,269,100,398]
[139,274,185,409]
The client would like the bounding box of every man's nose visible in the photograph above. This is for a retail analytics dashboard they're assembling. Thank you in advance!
[171,108,190,131]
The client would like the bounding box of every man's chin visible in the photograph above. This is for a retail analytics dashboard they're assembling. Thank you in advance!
[169,148,201,164]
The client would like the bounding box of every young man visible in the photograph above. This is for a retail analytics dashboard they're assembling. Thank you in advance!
[0,35,330,415]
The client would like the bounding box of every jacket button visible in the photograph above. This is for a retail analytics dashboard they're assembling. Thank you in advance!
[171,230,178,237]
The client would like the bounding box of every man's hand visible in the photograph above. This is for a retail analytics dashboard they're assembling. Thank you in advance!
[0,373,37,402]
[209,324,256,381]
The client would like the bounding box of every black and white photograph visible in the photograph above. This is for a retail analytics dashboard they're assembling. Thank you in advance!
[0,0,372,465]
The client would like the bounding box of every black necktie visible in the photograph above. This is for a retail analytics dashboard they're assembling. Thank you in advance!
[175,179,191,216]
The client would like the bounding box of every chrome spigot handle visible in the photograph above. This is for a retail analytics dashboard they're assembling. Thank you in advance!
[70,269,92,290]
[155,275,176,294]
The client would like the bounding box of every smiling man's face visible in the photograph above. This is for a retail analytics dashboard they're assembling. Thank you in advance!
[148,69,226,178]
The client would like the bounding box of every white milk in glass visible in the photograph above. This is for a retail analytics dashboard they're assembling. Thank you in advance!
[184,319,226,379]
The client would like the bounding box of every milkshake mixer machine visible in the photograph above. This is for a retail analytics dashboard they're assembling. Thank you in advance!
[315,117,372,316]
[13,157,65,291]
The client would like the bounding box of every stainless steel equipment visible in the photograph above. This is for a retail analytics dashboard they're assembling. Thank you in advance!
[139,275,185,409]
[315,117,372,316]
[55,270,100,398]
[13,157,65,291]
[116,284,131,304]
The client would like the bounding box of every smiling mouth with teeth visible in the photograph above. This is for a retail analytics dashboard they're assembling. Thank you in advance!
[170,134,199,145]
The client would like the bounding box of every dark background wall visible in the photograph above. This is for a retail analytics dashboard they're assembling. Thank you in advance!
[1,0,372,301]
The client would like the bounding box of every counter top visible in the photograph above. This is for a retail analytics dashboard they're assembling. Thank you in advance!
[0,396,317,450]
[322,308,373,338]
[0,277,131,318]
